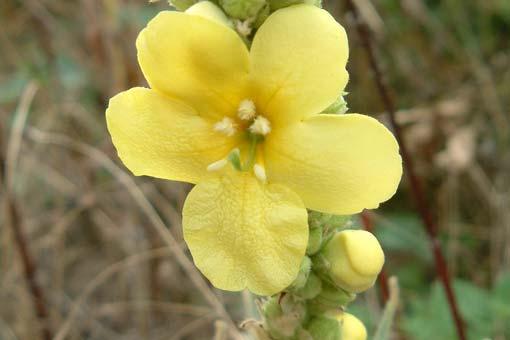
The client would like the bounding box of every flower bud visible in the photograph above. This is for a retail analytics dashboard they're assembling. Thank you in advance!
[338,313,367,340]
[185,1,233,27]
[322,230,384,293]
[219,0,266,20]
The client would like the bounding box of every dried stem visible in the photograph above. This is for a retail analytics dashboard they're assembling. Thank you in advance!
[1,83,52,340]
[3,199,52,340]
[344,1,467,339]
[26,128,244,340]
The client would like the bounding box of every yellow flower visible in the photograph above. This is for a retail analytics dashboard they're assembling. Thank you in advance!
[106,3,402,295]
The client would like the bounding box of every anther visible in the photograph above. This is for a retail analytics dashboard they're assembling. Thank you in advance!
[213,117,237,136]
[253,164,267,182]
[249,116,271,136]
[237,99,256,121]
[207,159,228,172]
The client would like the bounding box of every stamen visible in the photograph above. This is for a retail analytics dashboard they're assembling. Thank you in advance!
[207,158,228,172]
[213,117,237,136]
[249,116,271,136]
[237,99,256,121]
[253,164,267,182]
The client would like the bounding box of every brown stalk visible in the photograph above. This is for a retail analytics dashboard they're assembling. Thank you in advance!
[1,83,52,340]
[343,1,467,339]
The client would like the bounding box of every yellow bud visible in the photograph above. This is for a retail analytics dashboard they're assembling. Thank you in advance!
[338,313,367,340]
[185,1,233,27]
[322,230,384,293]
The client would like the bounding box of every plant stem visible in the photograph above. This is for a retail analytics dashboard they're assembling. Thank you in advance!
[343,2,467,339]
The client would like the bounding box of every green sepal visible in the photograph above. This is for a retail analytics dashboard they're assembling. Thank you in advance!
[168,0,197,11]
[262,295,307,339]
[219,0,266,19]
[288,256,312,291]
[268,0,321,10]
[322,92,349,114]
[306,316,341,340]
[253,3,270,28]
[306,226,323,255]
[295,328,314,340]
[294,272,322,300]
[308,282,356,315]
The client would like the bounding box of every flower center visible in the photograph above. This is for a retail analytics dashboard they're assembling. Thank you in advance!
[209,99,270,182]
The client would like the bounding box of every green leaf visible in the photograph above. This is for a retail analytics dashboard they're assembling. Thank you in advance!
[402,280,493,340]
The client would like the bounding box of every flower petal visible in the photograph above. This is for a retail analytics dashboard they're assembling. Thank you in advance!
[136,11,250,118]
[106,87,236,183]
[250,4,349,125]
[264,114,402,215]
[182,170,308,296]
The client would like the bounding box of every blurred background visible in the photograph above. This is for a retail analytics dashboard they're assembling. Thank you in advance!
[1,0,509,339]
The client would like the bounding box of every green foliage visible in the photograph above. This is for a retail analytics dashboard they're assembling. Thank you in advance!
[402,278,510,339]
[490,272,510,336]
[373,214,432,264]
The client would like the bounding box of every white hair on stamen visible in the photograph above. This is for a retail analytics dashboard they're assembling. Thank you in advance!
[213,117,237,136]
[249,116,271,136]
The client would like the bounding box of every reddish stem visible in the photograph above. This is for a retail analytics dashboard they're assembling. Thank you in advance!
[344,2,467,339]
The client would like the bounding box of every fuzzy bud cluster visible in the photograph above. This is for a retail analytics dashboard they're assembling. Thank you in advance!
[257,211,384,339]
